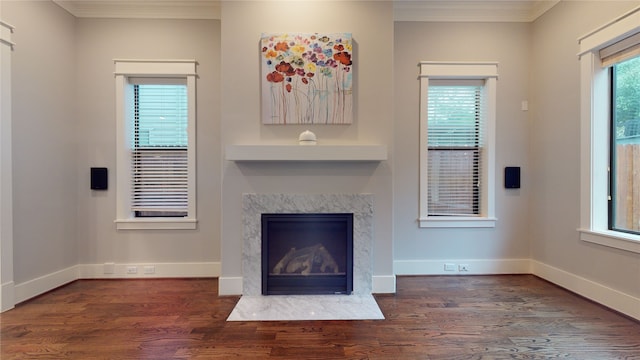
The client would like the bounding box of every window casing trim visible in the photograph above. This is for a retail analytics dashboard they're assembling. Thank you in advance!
[114,60,197,230]
[418,62,498,228]
[578,6,640,253]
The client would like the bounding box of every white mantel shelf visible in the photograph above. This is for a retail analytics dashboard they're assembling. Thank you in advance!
[225,144,387,162]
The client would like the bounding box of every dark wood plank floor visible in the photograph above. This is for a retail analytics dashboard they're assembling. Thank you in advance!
[1,275,639,359]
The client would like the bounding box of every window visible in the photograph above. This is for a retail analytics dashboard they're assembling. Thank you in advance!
[427,81,483,216]
[114,60,197,230]
[132,81,188,218]
[419,62,498,228]
[610,56,640,235]
[578,6,640,253]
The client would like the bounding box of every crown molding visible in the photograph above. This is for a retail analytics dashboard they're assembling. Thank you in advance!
[393,0,560,23]
[52,0,221,20]
[51,0,557,22]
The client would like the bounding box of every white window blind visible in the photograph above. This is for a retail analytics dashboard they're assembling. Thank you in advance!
[131,82,188,215]
[427,81,484,216]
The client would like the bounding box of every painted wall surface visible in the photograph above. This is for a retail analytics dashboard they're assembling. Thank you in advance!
[393,22,532,269]
[2,0,639,313]
[530,1,640,298]
[220,1,394,287]
[4,1,78,284]
[74,18,221,266]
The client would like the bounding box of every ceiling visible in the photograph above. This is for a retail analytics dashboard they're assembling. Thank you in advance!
[52,0,560,22]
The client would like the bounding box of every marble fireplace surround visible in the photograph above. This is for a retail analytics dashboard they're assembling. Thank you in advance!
[227,193,384,321]
[241,193,374,296]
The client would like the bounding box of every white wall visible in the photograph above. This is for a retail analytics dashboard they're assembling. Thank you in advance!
[393,21,532,274]
[530,1,640,300]
[219,1,395,293]
[74,18,221,272]
[2,0,639,320]
[4,1,77,289]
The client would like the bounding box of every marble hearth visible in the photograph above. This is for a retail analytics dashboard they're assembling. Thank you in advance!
[227,193,384,321]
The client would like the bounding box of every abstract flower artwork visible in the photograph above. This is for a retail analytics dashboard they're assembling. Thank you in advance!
[261,33,353,125]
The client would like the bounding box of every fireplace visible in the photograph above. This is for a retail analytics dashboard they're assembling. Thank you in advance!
[262,213,353,295]
[229,194,383,321]
[241,193,373,296]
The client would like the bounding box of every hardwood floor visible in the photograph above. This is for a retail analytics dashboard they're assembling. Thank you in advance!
[1,275,639,359]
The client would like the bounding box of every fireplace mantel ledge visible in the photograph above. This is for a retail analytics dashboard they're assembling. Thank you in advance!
[225,144,387,162]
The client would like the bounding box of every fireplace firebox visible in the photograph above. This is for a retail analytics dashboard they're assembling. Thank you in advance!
[261,213,353,295]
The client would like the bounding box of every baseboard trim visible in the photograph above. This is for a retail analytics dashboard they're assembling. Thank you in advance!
[218,276,243,295]
[12,262,221,306]
[1,281,15,312]
[531,260,640,321]
[372,275,396,293]
[394,258,531,275]
[77,262,221,279]
[14,265,79,305]
[10,260,639,321]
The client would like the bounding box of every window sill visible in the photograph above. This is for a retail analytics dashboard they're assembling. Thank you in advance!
[115,218,197,230]
[419,216,497,228]
[578,228,640,254]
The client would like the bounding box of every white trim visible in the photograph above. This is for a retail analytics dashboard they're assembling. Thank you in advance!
[0,13,13,313]
[11,262,221,306]
[532,260,640,321]
[114,59,196,76]
[14,266,79,304]
[1,281,14,312]
[218,276,243,296]
[7,262,639,322]
[52,1,221,20]
[418,62,498,228]
[395,258,640,321]
[579,8,640,253]
[419,62,499,79]
[393,1,559,23]
[579,228,640,254]
[372,275,396,294]
[578,5,640,57]
[115,218,197,230]
[114,59,198,230]
[419,217,497,228]
[394,259,531,275]
[225,145,387,162]
[77,262,220,278]
[186,75,197,220]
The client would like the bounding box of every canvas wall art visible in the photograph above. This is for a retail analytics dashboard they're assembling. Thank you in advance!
[261,33,353,125]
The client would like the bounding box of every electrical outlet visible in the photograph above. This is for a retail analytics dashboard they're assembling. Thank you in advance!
[458,264,470,272]
[143,266,155,274]
[126,266,138,274]
[444,263,456,271]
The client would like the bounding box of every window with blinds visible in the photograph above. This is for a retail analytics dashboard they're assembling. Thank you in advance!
[427,81,484,216]
[132,82,188,217]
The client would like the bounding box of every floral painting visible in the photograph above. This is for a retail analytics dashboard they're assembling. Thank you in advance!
[261,33,353,125]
